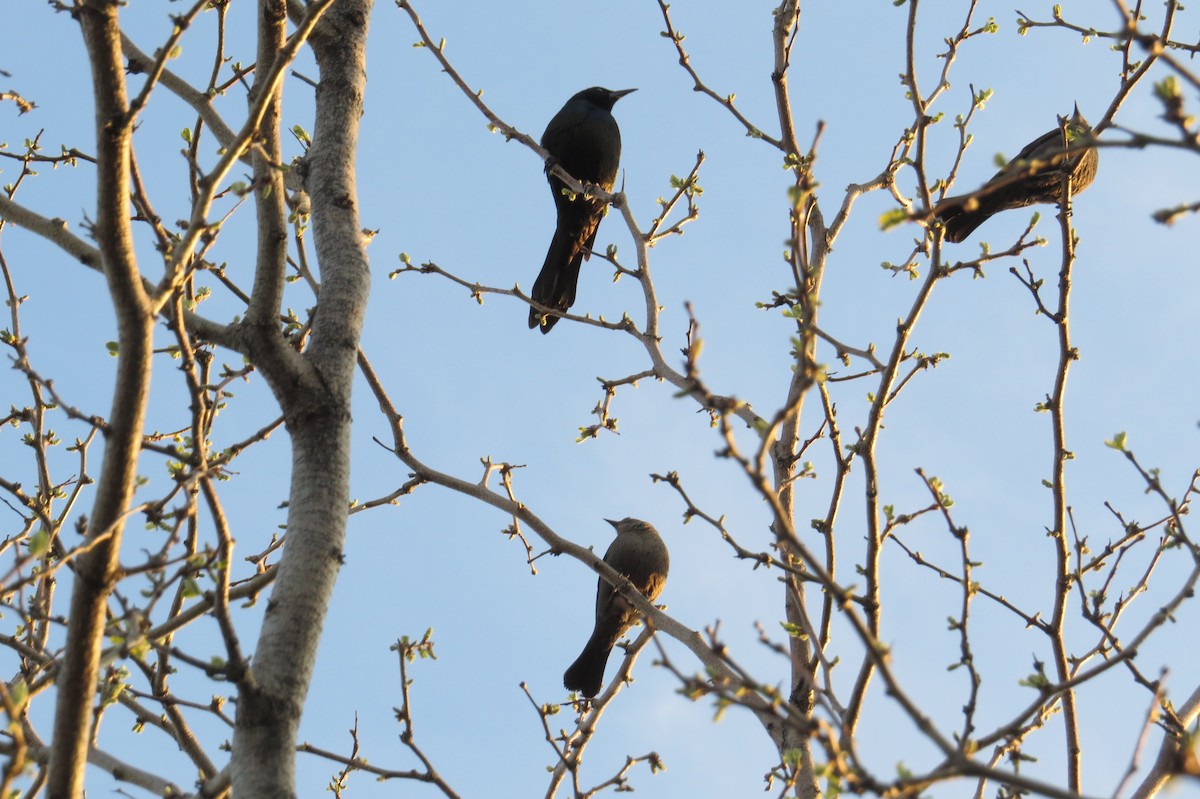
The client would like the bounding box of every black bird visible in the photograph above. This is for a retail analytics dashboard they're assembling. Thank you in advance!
[529,87,635,333]
[564,518,669,699]
[936,106,1099,243]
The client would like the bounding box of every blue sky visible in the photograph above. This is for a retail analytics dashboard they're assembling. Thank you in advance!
[1,1,1198,797]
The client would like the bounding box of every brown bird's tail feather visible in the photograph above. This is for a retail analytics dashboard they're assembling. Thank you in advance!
[938,200,990,244]
[562,633,612,698]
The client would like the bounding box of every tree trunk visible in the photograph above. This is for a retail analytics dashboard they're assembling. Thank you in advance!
[229,1,373,795]
[46,2,155,796]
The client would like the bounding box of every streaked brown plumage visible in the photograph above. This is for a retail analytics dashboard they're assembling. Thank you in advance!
[936,106,1099,243]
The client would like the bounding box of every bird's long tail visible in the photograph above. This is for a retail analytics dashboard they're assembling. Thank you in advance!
[529,225,586,334]
[562,634,612,698]
[937,199,991,244]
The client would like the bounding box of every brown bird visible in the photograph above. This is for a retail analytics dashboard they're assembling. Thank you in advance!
[563,518,669,699]
[529,87,635,333]
[935,105,1099,243]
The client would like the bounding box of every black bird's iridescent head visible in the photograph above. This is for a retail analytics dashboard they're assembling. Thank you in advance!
[573,86,637,111]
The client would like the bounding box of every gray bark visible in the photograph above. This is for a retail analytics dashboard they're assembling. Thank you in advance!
[228,1,374,795]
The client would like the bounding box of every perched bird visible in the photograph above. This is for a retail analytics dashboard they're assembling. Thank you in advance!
[935,105,1099,243]
[564,517,669,698]
[529,87,635,333]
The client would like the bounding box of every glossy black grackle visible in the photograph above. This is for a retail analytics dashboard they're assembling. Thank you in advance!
[529,87,635,333]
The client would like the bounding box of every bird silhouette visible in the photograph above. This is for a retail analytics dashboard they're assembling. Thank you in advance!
[936,106,1099,243]
[564,518,669,698]
[529,87,635,333]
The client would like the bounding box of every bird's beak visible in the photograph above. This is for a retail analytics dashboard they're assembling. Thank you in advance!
[612,88,637,100]
[604,518,620,529]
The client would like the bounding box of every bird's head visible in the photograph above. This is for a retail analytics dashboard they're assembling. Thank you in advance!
[576,86,637,111]
[605,517,655,536]
[1064,103,1091,133]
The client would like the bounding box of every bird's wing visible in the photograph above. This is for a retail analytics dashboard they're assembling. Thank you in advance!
[989,125,1074,184]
